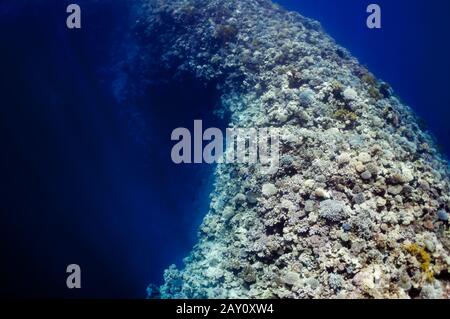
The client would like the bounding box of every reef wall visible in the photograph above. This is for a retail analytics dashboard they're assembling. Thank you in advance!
[136,0,450,298]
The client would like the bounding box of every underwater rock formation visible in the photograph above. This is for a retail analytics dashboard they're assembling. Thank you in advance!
[136,0,450,298]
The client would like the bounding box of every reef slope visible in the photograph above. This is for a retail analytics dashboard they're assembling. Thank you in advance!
[136,0,450,298]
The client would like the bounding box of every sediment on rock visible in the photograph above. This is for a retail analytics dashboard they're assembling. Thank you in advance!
[133,0,450,299]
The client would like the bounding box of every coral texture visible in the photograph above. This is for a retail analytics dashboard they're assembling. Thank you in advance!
[136,0,450,298]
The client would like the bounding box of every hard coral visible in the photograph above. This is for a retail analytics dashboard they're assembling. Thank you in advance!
[406,244,434,282]
[334,108,358,123]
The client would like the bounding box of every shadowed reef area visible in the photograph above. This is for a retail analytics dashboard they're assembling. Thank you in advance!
[130,0,450,299]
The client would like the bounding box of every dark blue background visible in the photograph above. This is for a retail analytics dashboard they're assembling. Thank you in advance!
[0,0,449,298]
[0,0,218,298]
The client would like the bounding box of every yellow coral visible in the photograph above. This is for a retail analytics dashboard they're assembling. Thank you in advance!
[360,72,383,100]
[368,86,383,100]
[405,244,434,282]
[331,80,343,97]
[331,80,343,90]
[334,109,358,123]
[361,73,377,86]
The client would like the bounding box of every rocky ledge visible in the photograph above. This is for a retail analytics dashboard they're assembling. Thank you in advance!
[135,0,450,299]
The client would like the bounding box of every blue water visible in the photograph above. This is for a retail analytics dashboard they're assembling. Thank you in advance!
[0,0,219,298]
[0,0,449,298]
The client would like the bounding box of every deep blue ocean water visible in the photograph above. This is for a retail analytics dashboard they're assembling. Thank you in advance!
[0,0,449,298]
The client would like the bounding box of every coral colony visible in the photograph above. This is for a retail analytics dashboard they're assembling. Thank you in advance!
[135,0,450,298]
[171,120,280,171]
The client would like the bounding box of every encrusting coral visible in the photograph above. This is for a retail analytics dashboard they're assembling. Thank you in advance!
[130,0,450,299]
[405,243,434,282]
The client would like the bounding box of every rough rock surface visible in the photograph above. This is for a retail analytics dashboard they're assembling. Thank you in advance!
[135,0,450,298]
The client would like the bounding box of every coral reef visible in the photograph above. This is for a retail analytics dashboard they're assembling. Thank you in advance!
[134,0,450,298]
